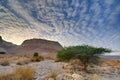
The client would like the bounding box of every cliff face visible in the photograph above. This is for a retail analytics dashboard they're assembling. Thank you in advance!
[0,36,63,56]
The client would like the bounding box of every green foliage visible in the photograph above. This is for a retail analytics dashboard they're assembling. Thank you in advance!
[33,52,39,57]
[57,45,111,71]
[31,52,44,62]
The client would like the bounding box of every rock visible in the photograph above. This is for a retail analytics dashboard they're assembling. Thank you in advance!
[56,73,73,80]
[56,73,84,80]
[72,73,84,80]
[48,78,54,80]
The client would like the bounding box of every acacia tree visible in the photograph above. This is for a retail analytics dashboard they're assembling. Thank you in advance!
[57,45,111,72]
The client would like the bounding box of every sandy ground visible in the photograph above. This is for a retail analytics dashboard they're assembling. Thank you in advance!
[0,60,120,80]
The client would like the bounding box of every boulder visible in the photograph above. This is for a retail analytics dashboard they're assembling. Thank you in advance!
[48,78,54,80]
[56,73,73,80]
[72,73,84,80]
[56,73,84,80]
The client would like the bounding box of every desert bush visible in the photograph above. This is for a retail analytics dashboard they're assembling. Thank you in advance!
[46,70,58,79]
[14,66,35,80]
[0,66,35,80]
[31,52,44,62]
[33,52,39,57]
[0,59,10,66]
[31,56,44,62]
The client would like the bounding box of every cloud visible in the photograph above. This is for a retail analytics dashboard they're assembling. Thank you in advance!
[0,0,120,51]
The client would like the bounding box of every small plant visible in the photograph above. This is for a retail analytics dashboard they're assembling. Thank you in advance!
[1,59,9,66]
[33,52,39,57]
[31,52,44,62]
[15,66,35,80]
[47,70,58,79]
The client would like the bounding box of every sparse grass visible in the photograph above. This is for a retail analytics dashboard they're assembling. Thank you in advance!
[0,73,16,80]
[0,66,35,80]
[101,58,120,67]
[14,66,35,80]
[46,70,58,79]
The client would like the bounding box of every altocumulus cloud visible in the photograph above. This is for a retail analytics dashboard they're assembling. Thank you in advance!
[0,0,120,51]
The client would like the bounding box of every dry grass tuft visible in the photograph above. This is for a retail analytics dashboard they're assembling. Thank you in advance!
[14,66,35,80]
[0,59,10,66]
[0,66,35,80]
[0,73,15,80]
[46,70,58,79]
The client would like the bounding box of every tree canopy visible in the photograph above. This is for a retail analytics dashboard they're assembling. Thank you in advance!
[57,45,111,71]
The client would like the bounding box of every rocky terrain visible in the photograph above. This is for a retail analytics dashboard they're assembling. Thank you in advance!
[0,59,120,80]
[0,36,120,80]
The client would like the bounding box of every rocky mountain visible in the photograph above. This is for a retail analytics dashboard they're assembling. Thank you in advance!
[10,38,63,54]
[0,36,63,57]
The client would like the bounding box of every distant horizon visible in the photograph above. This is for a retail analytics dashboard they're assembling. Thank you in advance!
[1,36,120,53]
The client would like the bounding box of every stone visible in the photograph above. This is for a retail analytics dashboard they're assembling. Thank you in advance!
[56,73,73,80]
[48,78,54,80]
[72,73,84,80]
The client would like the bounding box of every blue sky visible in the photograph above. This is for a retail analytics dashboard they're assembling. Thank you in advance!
[0,0,120,51]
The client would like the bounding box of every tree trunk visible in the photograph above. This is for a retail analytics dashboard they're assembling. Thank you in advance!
[83,62,88,72]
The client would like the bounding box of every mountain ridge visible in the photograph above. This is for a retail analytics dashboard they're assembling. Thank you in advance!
[0,36,63,57]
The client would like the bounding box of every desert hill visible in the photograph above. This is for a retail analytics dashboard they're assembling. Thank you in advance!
[10,38,63,54]
[0,36,63,57]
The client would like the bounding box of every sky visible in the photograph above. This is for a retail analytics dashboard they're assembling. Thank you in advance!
[0,0,120,51]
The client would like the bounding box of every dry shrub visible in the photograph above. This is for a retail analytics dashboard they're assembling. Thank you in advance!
[15,66,35,80]
[0,59,10,66]
[0,66,35,80]
[46,70,58,79]
[31,56,44,62]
